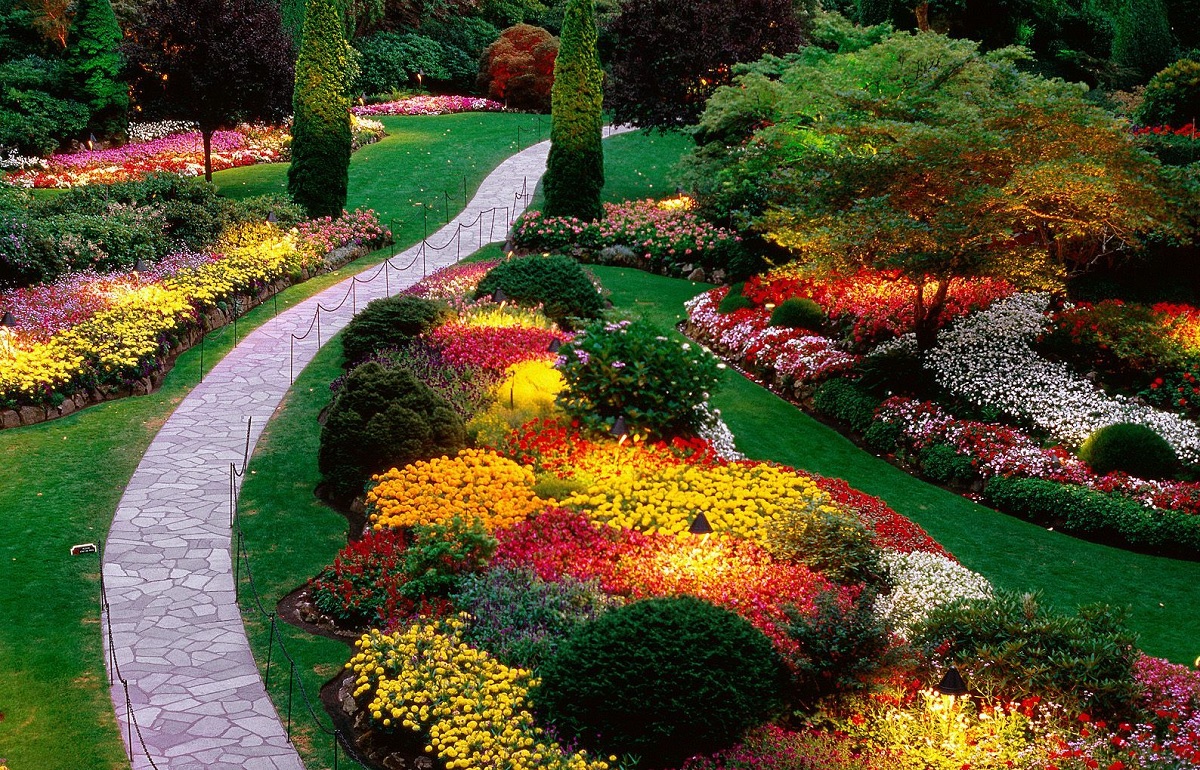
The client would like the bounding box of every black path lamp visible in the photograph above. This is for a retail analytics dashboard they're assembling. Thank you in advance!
[935,666,969,698]
[547,338,562,353]
[266,210,279,224]
[491,287,507,304]
[688,512,713,535]
[2,311,16,328]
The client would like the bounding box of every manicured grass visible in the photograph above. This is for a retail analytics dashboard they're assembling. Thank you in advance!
[0,112,531,770]
[592,265,1200,665]
[600,129,693,203]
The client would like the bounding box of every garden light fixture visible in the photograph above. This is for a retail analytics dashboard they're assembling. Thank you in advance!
[935,666,969,697]
[266,210,278,224]
[134,259,150,274]
[610,415,628,439]
[688,512,713,535]
[1,311,15,327]
[492,287,507,304]
[547,338,562,353]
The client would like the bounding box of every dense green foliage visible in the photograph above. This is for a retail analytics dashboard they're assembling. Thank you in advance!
[811,379,881,433]
[983,475,1200,557]
[683,31,1184,350]
[474,253,603,325]
[766,506,883,585]
[917,442,976,485]
[477,23,558,111]
[769,297,825,329]
[0,55,89,154]
[453,567,618,669]
[785,587,888,707]
[354,20,497,95]
[64,0,125,137]
[1079,422,1178,478]
[317,361,466,501]
[542,0,604,221]
[535,596,788,766]
[1111,0,1175,86]
[289,0,352,218]
[556,317,721,438]
[912,591,1141,717]
[339,294,451,365]
[717,291,755,313]
[1138,58,1200,125]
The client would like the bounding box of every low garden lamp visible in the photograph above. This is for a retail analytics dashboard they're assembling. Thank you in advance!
[547,338,562,353]
[266,210,278,224]
[935,666,969,698]
[0,311,16,354]
[688,512,713,535]
[610,415,630,447]
[491,287,508,304]
[133,259,150,280]
[87,133,97,150]
[1,311,16,328]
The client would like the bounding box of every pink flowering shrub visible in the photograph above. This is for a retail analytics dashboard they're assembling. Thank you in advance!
[294,209,391,255]
[426,321,567,372]
[513,199,741,269]
[351,95,505,116]
[403,260,500,301]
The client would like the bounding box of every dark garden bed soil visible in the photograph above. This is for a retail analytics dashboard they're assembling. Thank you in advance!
[277,585,433,769]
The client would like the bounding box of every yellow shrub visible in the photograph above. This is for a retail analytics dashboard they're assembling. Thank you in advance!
[467,359,564,445]
[367,449,544,531]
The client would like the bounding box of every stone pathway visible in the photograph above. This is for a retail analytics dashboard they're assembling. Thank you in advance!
[102,127,633,770]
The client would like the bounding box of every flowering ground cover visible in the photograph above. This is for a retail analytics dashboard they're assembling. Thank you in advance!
[351,95,505,117]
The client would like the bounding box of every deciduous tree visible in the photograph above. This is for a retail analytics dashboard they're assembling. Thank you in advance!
[124,0,293,181]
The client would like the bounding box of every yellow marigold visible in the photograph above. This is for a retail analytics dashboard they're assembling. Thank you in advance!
[346,616,607,770]
[367,449,544,532]
[562,461,846,542]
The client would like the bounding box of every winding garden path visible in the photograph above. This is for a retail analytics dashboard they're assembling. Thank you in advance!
[100,127,630,770]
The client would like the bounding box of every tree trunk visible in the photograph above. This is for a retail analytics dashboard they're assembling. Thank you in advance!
[913,276,951,352]
[914,1,931,31]
[203,128,213,183]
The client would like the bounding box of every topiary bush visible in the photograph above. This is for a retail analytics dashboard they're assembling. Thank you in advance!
[918,442,977,486]
[1079,422,1178,479]
[556,317,721,439]
[765,505,884,586]
[534,595,788,767]
[340,294,452,365]
[318,362,466,502]
[768,297,825,330]
[911,591,1141,718]
[1137,58,1200,126]
[811,379,880,434]
[717,291,754,314]
[473,253,602,326]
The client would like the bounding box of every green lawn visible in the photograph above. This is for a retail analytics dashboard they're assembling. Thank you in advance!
[0,111,538,770]
[592,265,1200,666]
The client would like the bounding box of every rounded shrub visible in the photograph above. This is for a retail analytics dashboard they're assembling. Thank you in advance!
[556,317,721,439]
[717,283,752,314]
[534,596,787,767]
[811,379,880,433]
[918,442,977,486]
[1137,58,1200,126]
[766,506,883,586]
[768,297,824,330]
[474,254,602,327]
[476,24,559,111]
[340,294,452,366]
[318,362,466,502]
[1078,422,1178,479]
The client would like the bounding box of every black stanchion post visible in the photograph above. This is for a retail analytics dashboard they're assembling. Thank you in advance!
[351,280,357,315]
[423,208,428,241]
[384,258,390,295]
[199,333,205,382]
[265,614,277,688]
[316,308,323,347]
[334,731,340,770]
[286,662,295,741]
[289,337,294,384]
[126,691,134,762]
[272,289,278,317]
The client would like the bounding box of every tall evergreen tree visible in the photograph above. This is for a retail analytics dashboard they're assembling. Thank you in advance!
[288,0,352,218]
[1111,0,1175,86]
[66,0,127,138]
[542,0,603,222]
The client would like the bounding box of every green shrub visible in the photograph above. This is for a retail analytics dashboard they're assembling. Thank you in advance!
[25,207,169,277]
[982,476,1200,557]
[811,379,879,433]
[858,346,937,397]
[556,317,721,439]
[717,291,755,314]
[765,505,884,586]
[911,591,1141,718]
[318,362,466,501]
[1138,58,1200,126]
[398,516,496,601]
[1079,422,1178,479]
[785,587,889,708]
[340,294,452,365]
[534,596,788,766]
[768,297,825,329]
[1136,129,1200,165]
[918,442,977,486]
[474,254,603,326]
[453,567,619,670]
[353,32,448,94]
[863,420,903,455]
[0,56,89,155]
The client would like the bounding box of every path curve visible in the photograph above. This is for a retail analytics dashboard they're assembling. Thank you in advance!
[102,126,633,770]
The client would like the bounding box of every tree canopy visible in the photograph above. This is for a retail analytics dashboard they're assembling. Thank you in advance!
[123,0,294,181]
[681,32,1188,349]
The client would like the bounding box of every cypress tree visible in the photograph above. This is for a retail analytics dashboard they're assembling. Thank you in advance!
[542,0,604,222]
[1111,0,1175,86]
[288,0,353,219]
[66,0,127,138]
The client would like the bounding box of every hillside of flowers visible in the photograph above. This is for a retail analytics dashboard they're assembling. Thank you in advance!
[1,118,384,189]
[293,257,1200,770]
[684,266,1200,558]
[351,95,505,117]
[0,209,389,419]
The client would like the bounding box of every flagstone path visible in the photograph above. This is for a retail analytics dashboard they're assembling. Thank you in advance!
[101,127,632,770]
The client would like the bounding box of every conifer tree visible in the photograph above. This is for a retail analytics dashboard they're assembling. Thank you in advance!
[288,0,353,218]
[542,0,604,222]
[67,0,127,138]
[1111,0,1175,86]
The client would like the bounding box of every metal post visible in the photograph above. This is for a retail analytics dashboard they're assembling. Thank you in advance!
[351,280,357,315]
[286,662,295,741]
[423,208,428,241]
[264,614,277,688]
[199,333,205,382]
[316,308,323,348]
[125,691,133,762]
[272,290,278,317]
[384,259,389,295]
[289,337,294,384]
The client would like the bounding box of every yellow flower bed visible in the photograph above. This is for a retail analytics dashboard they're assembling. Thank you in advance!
[0,228,314,403]
[467,359,565,447]
[347,616,609,770]
[367,449,544,532]
[561,461,847,541]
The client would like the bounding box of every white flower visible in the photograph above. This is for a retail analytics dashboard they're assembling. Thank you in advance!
[876,550,993,639]
[694,403,746,461]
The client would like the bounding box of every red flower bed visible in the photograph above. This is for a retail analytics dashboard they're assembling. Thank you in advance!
[426,322,568,372]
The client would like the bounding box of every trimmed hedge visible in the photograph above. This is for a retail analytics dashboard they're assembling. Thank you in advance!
[811,379,880,434]
[340,294,451,365]
[982,476,1200,558]
[474,254,602,326]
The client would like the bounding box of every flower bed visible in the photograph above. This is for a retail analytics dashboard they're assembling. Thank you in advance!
[0,210,390,421]
[351,95,505,117]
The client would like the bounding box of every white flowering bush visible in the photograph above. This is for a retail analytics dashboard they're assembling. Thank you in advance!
[695,403,746,461]
[876,550,993,639]
[0,147,48,171]
[927,293,1200,463]
[126,120,200,143]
